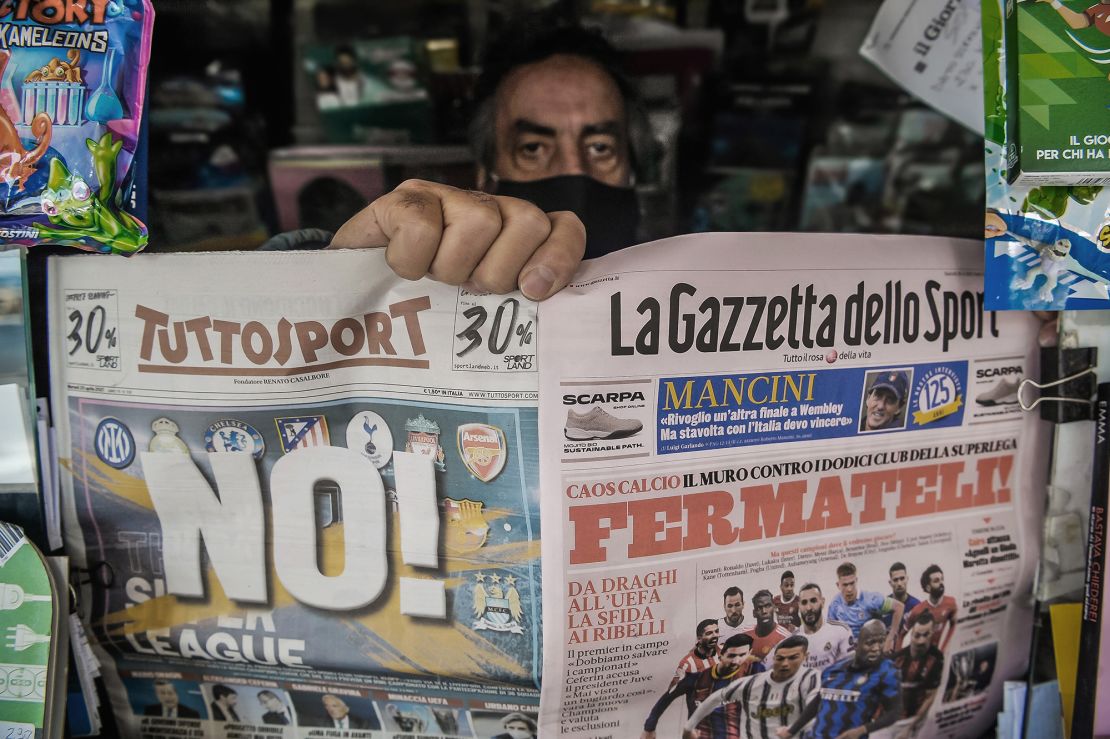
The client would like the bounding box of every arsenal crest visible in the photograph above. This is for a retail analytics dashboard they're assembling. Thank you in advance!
[457,423,507,482]
[472,572,524,635]
[404,414,445,471]
[444,498,490,554]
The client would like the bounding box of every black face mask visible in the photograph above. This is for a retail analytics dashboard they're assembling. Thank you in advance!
[492,174,640,259]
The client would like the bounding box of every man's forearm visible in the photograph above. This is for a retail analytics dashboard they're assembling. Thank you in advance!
[865,693,904,733]
[786,697,820,736]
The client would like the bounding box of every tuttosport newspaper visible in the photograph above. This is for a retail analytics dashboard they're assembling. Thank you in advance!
[537,234,1048,739]
[48,250,543,738]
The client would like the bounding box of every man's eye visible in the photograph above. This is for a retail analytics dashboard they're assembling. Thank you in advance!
[518,142,545,157]
[587,141,615,157]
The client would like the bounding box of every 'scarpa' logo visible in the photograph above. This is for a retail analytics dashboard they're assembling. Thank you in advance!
[562,391,646,405]
[95,417,135,469]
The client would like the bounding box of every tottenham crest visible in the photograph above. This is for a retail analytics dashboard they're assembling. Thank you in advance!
[345,410,394,468]
[472,572,524,634]
[457,423,507,482]
[444,498,490,554]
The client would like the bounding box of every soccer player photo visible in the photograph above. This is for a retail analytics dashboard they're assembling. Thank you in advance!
[858,369,911,433]
[943,643,997,703]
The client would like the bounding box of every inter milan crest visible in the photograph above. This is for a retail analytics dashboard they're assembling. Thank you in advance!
[275,415,330,454]
[345,410,394,468]
[404,414,446,471]
[444,498,490,554]
[204,419,265,459]
[456,423,507,483]
[472,572,524,635]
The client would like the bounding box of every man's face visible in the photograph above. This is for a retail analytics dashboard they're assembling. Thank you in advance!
[865,387,902,430]
[753,594,774,625]
[771,646,806,680]
[889,569,908,598]
[719,645,751,670]
[928,572,945,598]
[799,587,823,628]
[322,695,349,720]
[724,593,744,625]
[837,574,858,604]
[698,623,719,652]
[155,683,178,708]
[219,692,238,707]
[781,577,795,599]
[336,52,358,77]
[492,54,631,187]
[505,720,533,736]
[857,629,886,666]
[260,694,283,712]
[910,622,932,655]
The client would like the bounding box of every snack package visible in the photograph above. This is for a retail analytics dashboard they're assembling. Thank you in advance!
[0,0,154,254]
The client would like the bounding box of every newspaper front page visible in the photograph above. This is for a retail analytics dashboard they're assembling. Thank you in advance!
[537,234,1046,739]
[49,250,542,738]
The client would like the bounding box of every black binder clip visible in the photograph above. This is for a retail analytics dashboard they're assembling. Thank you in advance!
[1017,347,1097,423]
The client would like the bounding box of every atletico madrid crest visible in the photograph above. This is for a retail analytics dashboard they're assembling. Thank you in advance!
[456,423,507,482]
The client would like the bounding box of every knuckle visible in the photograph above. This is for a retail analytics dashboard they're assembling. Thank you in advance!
[471,265,517,294]
[509,200,554,238]
[384,249,424,281]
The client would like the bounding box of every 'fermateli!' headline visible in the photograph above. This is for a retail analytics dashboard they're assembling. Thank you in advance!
[567,443,1015,565]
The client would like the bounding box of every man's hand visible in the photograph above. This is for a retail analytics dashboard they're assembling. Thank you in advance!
[680,730,697,739]
[639,731,656,739]
[775,727,793,738]
[331,179,586,301]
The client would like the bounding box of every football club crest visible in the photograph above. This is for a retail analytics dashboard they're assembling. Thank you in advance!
[456,423,507,483]
[404,414,445,471]
[275,415,330,454]
[444,498,490,554]
[472,572,524,634]
[148,417,190,454]
[345,410,394,468]
[94,418,134,469]
[204,419,265,459]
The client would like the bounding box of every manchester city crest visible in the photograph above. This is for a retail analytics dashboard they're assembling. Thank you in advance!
[472,572,524,634]
[444,498,490,554]
[204,419,265,459]
[404,414,445,471]
[345,410,394,468]
[456,423,507,483]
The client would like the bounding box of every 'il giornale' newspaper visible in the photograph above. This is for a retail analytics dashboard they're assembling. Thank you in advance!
[537,234,1046,739]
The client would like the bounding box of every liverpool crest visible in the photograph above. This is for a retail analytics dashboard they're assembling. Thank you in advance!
[472,572,524,634]
[404,414,446,471]
[457,423,507,482]
[444,498,490,554]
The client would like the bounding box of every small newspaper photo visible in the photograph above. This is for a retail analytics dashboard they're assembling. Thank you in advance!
[537,233,1046,739]
[49,249,542,738]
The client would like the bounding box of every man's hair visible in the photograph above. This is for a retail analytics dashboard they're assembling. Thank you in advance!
[921,564,943,591]
[836,562,857,579]
[153,679,172,688]
[721,633,755,652]
[335,44,356,61]
[799,582,822,595]
[502,712,537,731]
[776,634,809,653]
[469,15,654,179]
[696,618,718,637]
[781,570,795,582]
[257,690,278,702]
[889,561,907,575]
[753,589,773,603]
[212,684,236,701]
[723,586,743,601]
[913,610,936,628]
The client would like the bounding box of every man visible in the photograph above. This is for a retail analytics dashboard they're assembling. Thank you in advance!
[1039,0,1110,39]
[797,582,854,671]
[682,635,820,739]
[208,684,240,722]
[719,586,746,642]
[859,371,909,432]
[642,633,764,739]
[886,562,920,634]
[321,694,372,730]
[673,619,722,688]
[741,590,794,663]
[827,562,904,652]
[772,571,801,631]
[257,690,292,725]
[142,679,200,718]
[878,613,944,739]
[493,712,537,739]
[310,20,653,302]
[783,620,903,739]
[904,565,957,652]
